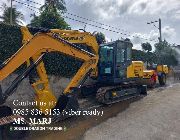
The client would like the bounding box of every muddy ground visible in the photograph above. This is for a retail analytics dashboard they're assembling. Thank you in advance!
[83,83,180,140]
[28,79,180,140]
[1,75,180,140]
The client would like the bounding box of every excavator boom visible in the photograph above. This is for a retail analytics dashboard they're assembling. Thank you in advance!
[0,26,99,114]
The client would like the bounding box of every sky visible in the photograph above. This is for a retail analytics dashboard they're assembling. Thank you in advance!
[0,0,180,50]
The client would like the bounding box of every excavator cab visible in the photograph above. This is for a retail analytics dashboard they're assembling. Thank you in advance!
[98,39,133,84]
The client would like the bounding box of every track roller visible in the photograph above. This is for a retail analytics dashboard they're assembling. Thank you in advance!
[96,84,147,105]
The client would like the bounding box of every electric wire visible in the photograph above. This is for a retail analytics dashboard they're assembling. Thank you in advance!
[14,0,158,43]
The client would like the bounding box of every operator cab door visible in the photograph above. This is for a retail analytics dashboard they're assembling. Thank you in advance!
[98,43,115,83]
[115,40,132,83]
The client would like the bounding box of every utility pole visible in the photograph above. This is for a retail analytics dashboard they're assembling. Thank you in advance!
[83,24,86,31]
[10,0,13,25]
[147,18,162,43]
[158,18,162,43]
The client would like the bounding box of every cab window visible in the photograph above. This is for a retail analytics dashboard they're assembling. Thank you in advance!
[127,46,132,61]
[116,42,125,63]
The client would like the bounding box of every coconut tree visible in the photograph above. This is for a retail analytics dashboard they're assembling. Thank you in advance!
[0,4,24,25]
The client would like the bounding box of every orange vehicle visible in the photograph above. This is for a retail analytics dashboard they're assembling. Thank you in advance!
[143,64,169,87]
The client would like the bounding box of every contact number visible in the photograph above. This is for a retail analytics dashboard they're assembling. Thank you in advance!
[13,108,62,116]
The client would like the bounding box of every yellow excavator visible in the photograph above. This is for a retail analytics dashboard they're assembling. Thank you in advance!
[0,26,147,113]
[0,26,167,138]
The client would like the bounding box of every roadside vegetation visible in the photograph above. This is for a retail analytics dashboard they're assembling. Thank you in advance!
[132,41,178,66]
[0,0,178,77]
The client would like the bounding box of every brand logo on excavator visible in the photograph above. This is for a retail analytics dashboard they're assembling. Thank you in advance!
[52,33,84,42]
[62,36,84,41]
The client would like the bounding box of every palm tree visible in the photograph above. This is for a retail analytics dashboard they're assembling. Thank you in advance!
[0,4,24,25]
[41,0,67,13]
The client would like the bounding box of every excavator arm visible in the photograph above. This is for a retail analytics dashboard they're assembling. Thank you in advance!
[0,26,99,113]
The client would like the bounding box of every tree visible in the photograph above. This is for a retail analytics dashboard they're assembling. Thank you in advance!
[154,40,178,66]
[132,49,157,66]
[41,0,66,13]
[29,0,70,29]
[0,4,24,25]
[95,32,106,45]
[132,49,146,61]
[29,10,70,29]
[141,42,153,67]
[141,42,152,52]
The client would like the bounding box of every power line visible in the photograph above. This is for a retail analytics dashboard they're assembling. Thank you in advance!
[21,0,148,37]
[15,0,126,36]
[14,0,158,43]
[26,0,42,6]
[63,15,155,42]
[14,0,40,10]
[63,16,128,35]
[22,4,40,16]
[23,0,130,34]
[22,0,158,42]
[65,12,130,34]
[14,3,131,37]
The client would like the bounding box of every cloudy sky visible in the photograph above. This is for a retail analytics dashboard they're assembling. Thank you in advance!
[0,0,180,50]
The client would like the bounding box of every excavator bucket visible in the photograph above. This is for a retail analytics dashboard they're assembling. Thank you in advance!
[52,94,79,121]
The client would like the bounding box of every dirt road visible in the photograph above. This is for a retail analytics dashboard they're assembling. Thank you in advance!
[83,83,180,140]
[3,75,180,140]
